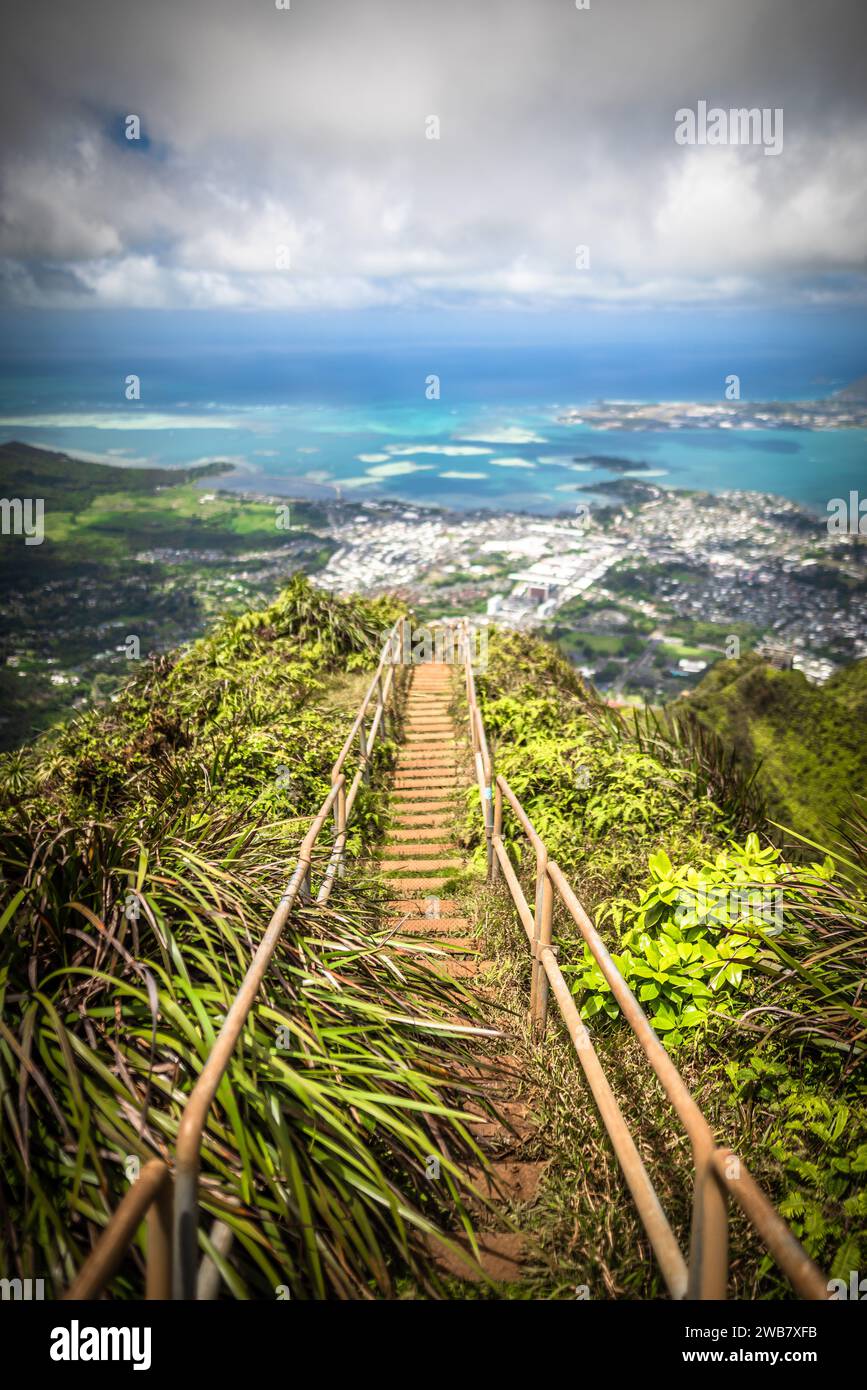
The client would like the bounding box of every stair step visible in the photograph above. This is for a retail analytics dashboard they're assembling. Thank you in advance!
[465,1099,537,1146]
[384,877,451,892]
[391,928,476,948]
[431,957,480,979]
[393,777,459,789]
[391,804,454,818]
[404,729,457,738]
[397,745,452,756]
[467,1161,547,1204]
[399,749,456,759]
[387,827,452,841]
[391,822,453,834]
[403,741,457,750]
[424,1231,525,1284]
[399,748,455,758]
[382,841,457,856]
[388,897,463,915]
[405,730,454,739]
[394,769,458,780]
[393,937,477,956]
[391,795,464,806]
[397,761,456,772]
[388,916,471,934]
[380,858,463,873]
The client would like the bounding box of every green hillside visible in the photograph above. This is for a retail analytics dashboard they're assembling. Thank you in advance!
[685,654,867,844]
[0,578,497,1298]
[0,443,335,749]
[2,588,865,1299]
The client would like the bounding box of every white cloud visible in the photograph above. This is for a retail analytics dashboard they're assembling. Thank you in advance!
[1,0,864,310]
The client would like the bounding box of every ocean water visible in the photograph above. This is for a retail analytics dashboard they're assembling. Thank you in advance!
[0,340,864,516]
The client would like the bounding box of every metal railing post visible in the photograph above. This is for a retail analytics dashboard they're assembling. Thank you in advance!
[483,765,494,882]
[358,719,370,784]
[64,1160,172,1301]
[491,780,503,884]
[530,853,554,1033]
[333,777,347,878]
[687,1149,729,1300]
[376,671,388,739]
[146,1172,174,1299]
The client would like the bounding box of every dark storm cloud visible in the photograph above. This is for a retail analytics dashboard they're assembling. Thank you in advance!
[0,0,865,308]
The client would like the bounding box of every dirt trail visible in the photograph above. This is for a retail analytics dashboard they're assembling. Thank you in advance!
[381,662,546,1286]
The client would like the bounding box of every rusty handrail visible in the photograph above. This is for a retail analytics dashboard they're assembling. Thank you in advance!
[64,1160,172,1300]
[459,621,828,1302]
[63,617,829,1303]
[63,617,404,1300]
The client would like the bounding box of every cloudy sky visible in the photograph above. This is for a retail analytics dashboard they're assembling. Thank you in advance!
[1,0,865,315]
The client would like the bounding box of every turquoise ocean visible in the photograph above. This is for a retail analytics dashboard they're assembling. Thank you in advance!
[0,339,864,516]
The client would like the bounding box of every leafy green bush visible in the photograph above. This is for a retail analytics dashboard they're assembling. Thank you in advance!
[567,836,833,1049]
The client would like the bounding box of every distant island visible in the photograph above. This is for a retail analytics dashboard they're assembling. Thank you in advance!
[573,455,650,473]
[557,375,867,431]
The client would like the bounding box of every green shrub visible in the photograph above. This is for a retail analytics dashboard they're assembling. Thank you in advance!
[567,836,833,1049]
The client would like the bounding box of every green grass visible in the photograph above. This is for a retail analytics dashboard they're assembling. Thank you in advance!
[0,578,503,1298]
[549,630,643,659]
[656,642,719,665]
